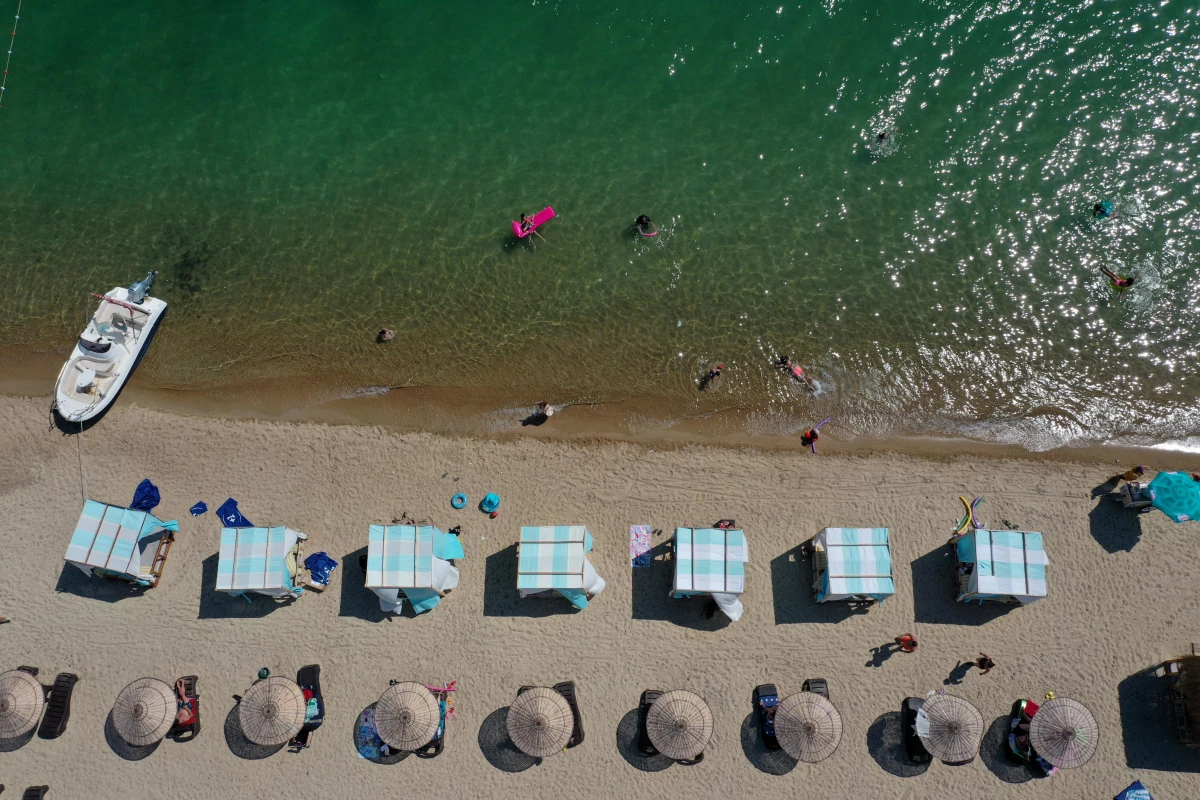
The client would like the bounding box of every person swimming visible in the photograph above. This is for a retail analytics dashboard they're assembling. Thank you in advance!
[777,356,816,389]
[1093,201,1113,219]
[876,127,897,142]
[635,215,658,237]
[1100,265,1134,290]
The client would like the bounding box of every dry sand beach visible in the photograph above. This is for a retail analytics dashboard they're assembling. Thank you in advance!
[1,392,1199,799]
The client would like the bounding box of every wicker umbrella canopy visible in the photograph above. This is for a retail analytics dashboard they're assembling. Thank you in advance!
[376,682,440,751]
[775,691,844,762]
[646,690,714,761]
[239,677,306,746]
[917,693,984,763]
[0,670,44,739]
[112,677,176,746]
[507,687,573,757]
[1029,697,1100,769]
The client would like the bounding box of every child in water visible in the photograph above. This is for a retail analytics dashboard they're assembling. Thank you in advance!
[1093,201,1114,219]
[635,215,658,236]
[1100,265,1135,290]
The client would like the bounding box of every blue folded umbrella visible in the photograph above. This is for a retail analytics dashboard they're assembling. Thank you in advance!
[1113,782,1152,800]
[1116,781,1153,800]
[304,552,339,585]
[130,479,161,512]
[216,498,253,527]
[190,501,208,516]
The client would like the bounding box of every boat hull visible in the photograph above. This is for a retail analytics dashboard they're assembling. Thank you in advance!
[53,288,167,428]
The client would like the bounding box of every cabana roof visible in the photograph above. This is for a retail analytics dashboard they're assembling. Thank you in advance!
[516,526,604,609]
[517,526,594,590]
[216,526,305,593]
[65,499,177,584]
[813,527,894,601]
[956,529,1047,602]
[366,524,464,589]
[673,527,747,595]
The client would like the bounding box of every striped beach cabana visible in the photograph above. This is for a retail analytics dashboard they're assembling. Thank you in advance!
[65,500,179,587]
[365,524,464,614]
[517,526,606,609]
[671,527,748,621]
[811,527,894,604]
[955,529,1047,605]
[216,526,309,600]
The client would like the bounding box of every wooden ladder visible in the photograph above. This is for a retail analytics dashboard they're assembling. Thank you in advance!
[147,531,176,588]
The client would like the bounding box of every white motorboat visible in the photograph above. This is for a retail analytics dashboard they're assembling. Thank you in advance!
[53,272,167,426]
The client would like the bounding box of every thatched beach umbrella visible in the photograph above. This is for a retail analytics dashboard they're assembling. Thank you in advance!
[1029,697,1099,769]
[775,691,843,762]
[916,693,984,763]
[646,690,713,761]
[112,678,176,746]
[376,682,440,751]
[239,677,306,746]
[506,687,573,757]
[0,669,44,739]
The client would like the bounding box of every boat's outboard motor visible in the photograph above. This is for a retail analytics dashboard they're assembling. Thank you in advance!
[128,270,159,304]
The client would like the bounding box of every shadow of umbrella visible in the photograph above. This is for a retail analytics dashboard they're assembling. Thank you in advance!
[0,728,35,753]
[614,708,673,772]
[223,704,286,760]
[477,707,537,773]
[740,713,798,775]
[352,703,410,765]
[866,712,930,778]
[979,715,1035,784]
[104,711,161,761]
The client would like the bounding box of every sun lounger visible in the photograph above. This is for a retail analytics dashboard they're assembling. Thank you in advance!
[753,684,780,750]
[289,664,323,750]
[16,666,38,677]
[415,687,449,759]
[21,788,49,800]
[637,689,662,756]
[554,681,585,748]
[901,697,931,764]
[37,674,79,740]
[803,678,830,700]
[168,676,200,741]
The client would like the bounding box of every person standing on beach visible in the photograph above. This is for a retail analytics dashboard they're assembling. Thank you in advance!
[896,633,918,653]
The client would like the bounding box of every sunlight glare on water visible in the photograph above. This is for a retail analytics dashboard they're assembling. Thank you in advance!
[1,0,1198,449]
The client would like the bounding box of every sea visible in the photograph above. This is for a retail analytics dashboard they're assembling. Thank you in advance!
[2,0,1198,450]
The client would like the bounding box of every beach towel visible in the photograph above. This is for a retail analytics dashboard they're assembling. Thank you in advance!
[216,498,252,527]
[304,552,339,584]
[630,525,652,567]
[356,707,384,759]
[190,501,208,516]
[131,479,161,511]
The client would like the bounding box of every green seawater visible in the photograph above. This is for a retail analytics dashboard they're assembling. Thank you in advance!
[3,0,1199,448]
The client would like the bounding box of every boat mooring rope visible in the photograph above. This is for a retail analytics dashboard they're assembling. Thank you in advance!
[0,0,23,110]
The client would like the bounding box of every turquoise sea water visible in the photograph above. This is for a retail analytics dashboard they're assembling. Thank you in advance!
[2,0,1198,448]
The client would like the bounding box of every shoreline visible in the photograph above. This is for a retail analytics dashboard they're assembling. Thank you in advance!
[6,345,1200,472]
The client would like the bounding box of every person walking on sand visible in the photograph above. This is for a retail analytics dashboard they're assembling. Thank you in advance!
[896,633,918,653]
[972,653,995,674]
[1111,465,1146,484]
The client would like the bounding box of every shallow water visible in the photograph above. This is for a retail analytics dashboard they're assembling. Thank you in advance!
[3,0,1198,449]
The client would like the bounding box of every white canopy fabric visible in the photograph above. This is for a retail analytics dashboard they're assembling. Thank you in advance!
[65,499,178,584]
[216,526,306,598]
